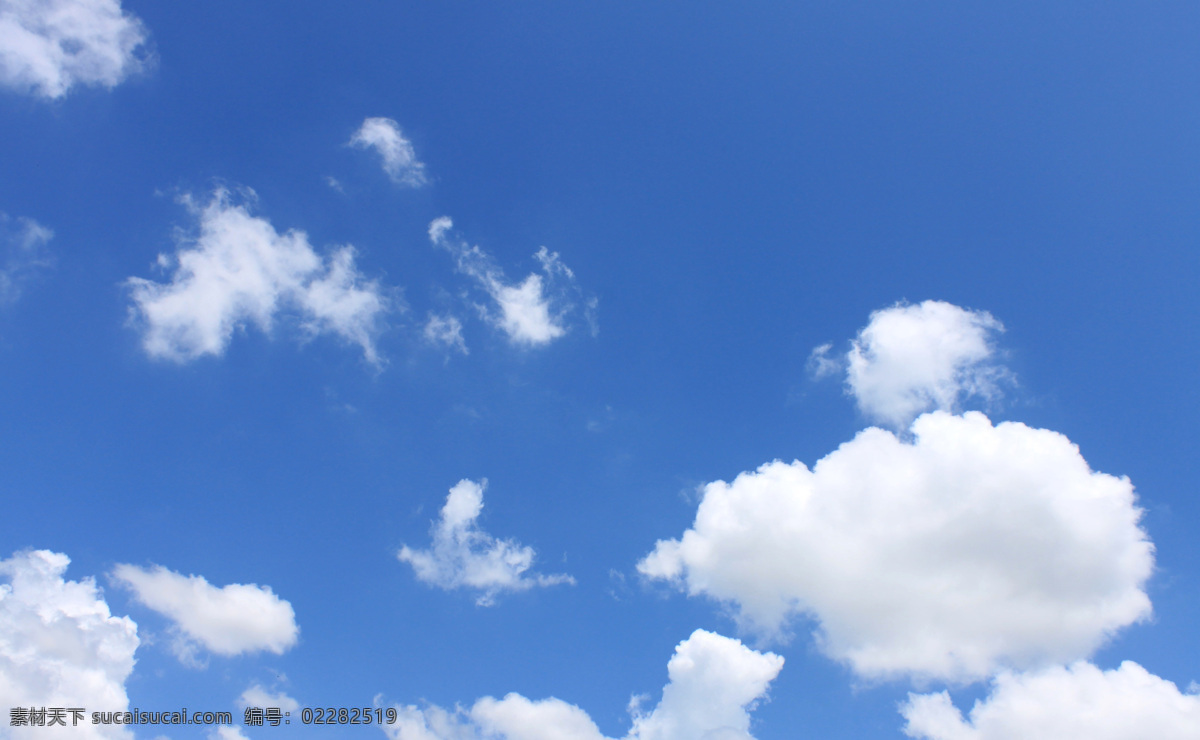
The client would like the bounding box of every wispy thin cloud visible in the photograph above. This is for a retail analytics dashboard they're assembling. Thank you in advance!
[0,212,53,304]
[349,117,428,187]
[423,313,468,355]
[428,216,591,347]
[399,479,573,606]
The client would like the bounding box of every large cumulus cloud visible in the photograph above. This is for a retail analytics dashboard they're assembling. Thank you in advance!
[0,550,139,739]
[902,661,1200,739]
[639,411,1153,683]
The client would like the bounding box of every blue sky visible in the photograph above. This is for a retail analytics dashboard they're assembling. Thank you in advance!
[1,2,1199,738]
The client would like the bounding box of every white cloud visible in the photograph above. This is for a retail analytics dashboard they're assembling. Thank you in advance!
[902,661,1200,739]
[805,342,841,380]
[126,188,389,364]
[471,697,606,740]
[398,479,573,606]
[624,629,784,740]
[0,0,148,98]
[638,411,1154,683]
[387,704,477,740]
[381,629,783,740]
[490,273,563,345]
[111,563,298,660]
[350,117,428,187]
[210,727,251,740]
[238,684,300,713]
[0,549,139,740]
[428,217,586,347]
[841,300,1011,429]
[423,313,468,355]
[0,211,53,304]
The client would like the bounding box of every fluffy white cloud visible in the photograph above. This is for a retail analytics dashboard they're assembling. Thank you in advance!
[0,211,53,304]
[490,272,562,345]
[126,189,389,364]
[840,300,1011,429]
[111,563,298,660]
[350,117,428,187]
[902,661,1200,739]
[0,549,139,740]
[428,217,585,347]
[382,629,783,740]
[398,479,573,606]
[624,629,784,740]
[423,313,468,355]
[0,0,148,98]
[639,411,1154,683]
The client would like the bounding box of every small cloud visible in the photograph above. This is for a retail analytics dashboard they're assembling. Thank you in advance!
[0,0,150,98]
[349,117,428,187]
[0,212,54,304]
[842,300,1013,429]
[490,273,564,345]
[125,188,390,364]
[583,295,600,338]
[805,342,841,380]
[606,568,631,601]
[238,685,299,713]
[325,176,344,193]
[398,479,573,606]
[428,217,593,347]
[112,563,299,662]
[423,313,468,355]
[379,630,783,740]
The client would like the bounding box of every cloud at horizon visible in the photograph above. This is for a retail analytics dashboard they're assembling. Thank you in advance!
[902,660,1200,739]
[381,629,783,740]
